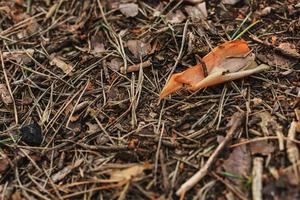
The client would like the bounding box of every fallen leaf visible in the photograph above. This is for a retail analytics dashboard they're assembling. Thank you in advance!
[50,56,73,75]
[0,84,13,105]
[166,10,186,24]
[222,144,251,185]
[109,164,146,182]
[184,3,207,21]
[0,154,10,173]
[2,49,34,64]
[86,122,99,134]
[160,40,269,99]
[26,18,39,35]
[108,58,123,71]
[256,112,284,150]
[127,40,151,59]
[250,141,275,156]
[196,2,207,18]
[51,159,83,183]
[90,33,106,56]
[119,3,139,17]
[278,42,300,58]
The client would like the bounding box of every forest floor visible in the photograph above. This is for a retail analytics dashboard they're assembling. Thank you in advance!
[0,0,300,199]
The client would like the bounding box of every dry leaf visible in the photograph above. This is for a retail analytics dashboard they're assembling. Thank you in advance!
[26,18,40,36]
[86,122,99,134]
[2,49,34,64]
[109,164,146,182]
[51,159,83,183]
[184,3,207,21]
[0,154,10,173]
[166,10,186,24]
[196,2,207,18]
[278,42,300,58]
[250,141,275,156]
[50,56,73,75]
[0,84,13,105]
[119,3,139,17]
[256,112,285,150]
[108,58,123,71]
[127,40,151,59]
[160,40,269,99]
[90,33,106,56]
[222,144,251,185]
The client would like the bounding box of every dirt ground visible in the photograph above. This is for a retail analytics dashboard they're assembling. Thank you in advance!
[0,0,300,199]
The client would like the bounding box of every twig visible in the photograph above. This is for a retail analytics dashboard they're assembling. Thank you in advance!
[252,157,263,200]
[176,112,245,197]
[120,60,152,74]
[159,149,169,192]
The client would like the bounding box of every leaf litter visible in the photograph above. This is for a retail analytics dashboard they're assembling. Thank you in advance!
[0,0,300,199]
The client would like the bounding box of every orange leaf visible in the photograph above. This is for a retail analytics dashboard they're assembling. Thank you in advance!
[160,40,263,99]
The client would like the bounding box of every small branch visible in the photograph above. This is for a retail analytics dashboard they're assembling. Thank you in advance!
[120,60,152,74]
[252,157,264,200]
[176,112,245,197]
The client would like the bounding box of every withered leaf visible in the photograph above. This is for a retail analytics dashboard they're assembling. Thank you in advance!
[222,144,251,185]
[0,84,13,105]
[127,40,151,59]
[109,164,147,182]
[50,56,73,75]
[250,141,275,156]
[119,3,139,17]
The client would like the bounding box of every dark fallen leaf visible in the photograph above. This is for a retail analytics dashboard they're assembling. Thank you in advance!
[250,140,275,156]
[20,122,43,146]
[127,40,151,59]
[108,58,123,71]
[0,156,10,173]
[222,144,251,185]
[0,84,13,105]
[166,10,186,24]
[278,42,300,58]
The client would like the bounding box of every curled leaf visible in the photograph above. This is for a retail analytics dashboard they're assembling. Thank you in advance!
[160,40,269,99]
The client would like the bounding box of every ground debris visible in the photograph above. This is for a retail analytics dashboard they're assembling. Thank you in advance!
[51,159,83,183]
[119,3,139,17]
[0,0,299,199]
[0,84,13,105]
[255,112,285,150]
[50,55,73,75]
[222,144,251,185]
